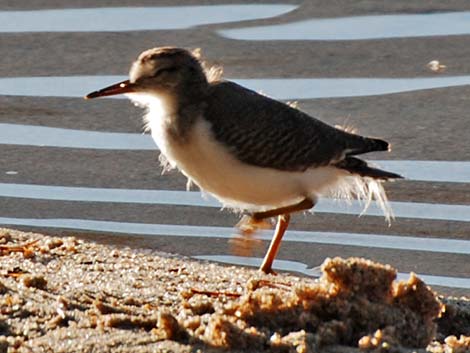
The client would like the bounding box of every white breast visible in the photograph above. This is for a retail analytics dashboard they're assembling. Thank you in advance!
[147,109,343,211]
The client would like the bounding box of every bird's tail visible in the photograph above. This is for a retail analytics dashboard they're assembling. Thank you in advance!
[330,157,403,224]
[334,157,403,180]
[345,136,391,156]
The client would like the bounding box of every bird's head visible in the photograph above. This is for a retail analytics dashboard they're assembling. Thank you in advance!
[85,47,208,100]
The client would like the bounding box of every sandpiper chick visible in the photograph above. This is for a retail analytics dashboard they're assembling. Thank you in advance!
[85,47,402,274]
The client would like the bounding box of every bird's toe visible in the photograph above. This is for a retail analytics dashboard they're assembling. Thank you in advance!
[236,215,272,234]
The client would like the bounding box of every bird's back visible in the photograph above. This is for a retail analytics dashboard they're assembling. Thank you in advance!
[204,81,388,172]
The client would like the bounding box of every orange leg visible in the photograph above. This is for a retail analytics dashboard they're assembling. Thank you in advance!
[259,214,291,274]
[250,198,315,274]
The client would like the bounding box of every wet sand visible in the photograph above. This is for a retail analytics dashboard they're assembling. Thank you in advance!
[1,1,470,294]
[0,228,468,353]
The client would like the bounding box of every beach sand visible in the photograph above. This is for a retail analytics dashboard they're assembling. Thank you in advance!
[0,228,468,353]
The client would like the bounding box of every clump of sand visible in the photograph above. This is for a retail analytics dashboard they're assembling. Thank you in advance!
[0,228,468,353]
[191,258,441,352]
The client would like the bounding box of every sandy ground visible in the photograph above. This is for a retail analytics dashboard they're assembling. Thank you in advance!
[0,7,469,350]
[1,0,470,293]
[0,228,469,353]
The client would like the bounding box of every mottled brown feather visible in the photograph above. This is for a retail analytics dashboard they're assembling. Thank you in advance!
[204,81,390,172]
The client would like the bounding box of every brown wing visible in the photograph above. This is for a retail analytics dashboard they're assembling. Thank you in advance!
[204,81,388,172]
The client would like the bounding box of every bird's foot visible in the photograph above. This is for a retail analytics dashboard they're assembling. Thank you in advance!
[259,267,277,275]
[230,215,272,256]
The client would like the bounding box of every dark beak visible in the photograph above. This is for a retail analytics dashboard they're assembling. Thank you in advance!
[85,80,136,99]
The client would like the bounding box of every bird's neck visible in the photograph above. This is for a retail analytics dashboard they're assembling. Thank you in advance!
[140,86,207,142]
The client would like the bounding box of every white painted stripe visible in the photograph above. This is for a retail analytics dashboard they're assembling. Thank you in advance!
[372,160,470,183]
[236,77,470,99]
[4,75,470,99]
[1,76,125,99]
[3,214,466,287]
[219,11,470,41]
[0,123,155,150]
[0,217,468,254]
[1,183,469,222]
[0,5,296,32]
[195,255,321,277]
[196,255,470,289]
[9,214,464,288]
[342,200,470,222]
[0,124,469,183]
[0,183,209,205]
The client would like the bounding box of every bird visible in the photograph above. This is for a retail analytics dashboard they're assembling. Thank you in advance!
[85,47,402,274]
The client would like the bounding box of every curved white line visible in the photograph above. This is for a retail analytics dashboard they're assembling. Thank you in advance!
[0,123,155,150]
[0,5,297,33]
[370,160,470,183]
[1,123,469,183]
[0,183,209,205]
[235,77,470,99]
[195,255,320,277]
[4,213,466,287]
[0,76,125,99]
[196,255,470,289]
[1,183,470,222]
[219,11,470,41]
[0,217,468,255]
[3,75,470,99]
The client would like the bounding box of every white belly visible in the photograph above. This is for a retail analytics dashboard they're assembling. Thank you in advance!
[151,116,344,210]
[129,93,393,219]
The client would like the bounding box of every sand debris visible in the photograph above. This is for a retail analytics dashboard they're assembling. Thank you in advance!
[0,228,468,353]
[427,60,447,73]
[0,239,39,258]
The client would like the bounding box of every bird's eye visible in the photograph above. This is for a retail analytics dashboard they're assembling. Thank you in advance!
[153,66,178,77]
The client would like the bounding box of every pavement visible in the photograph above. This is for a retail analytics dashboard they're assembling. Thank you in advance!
[0,0,469,296]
